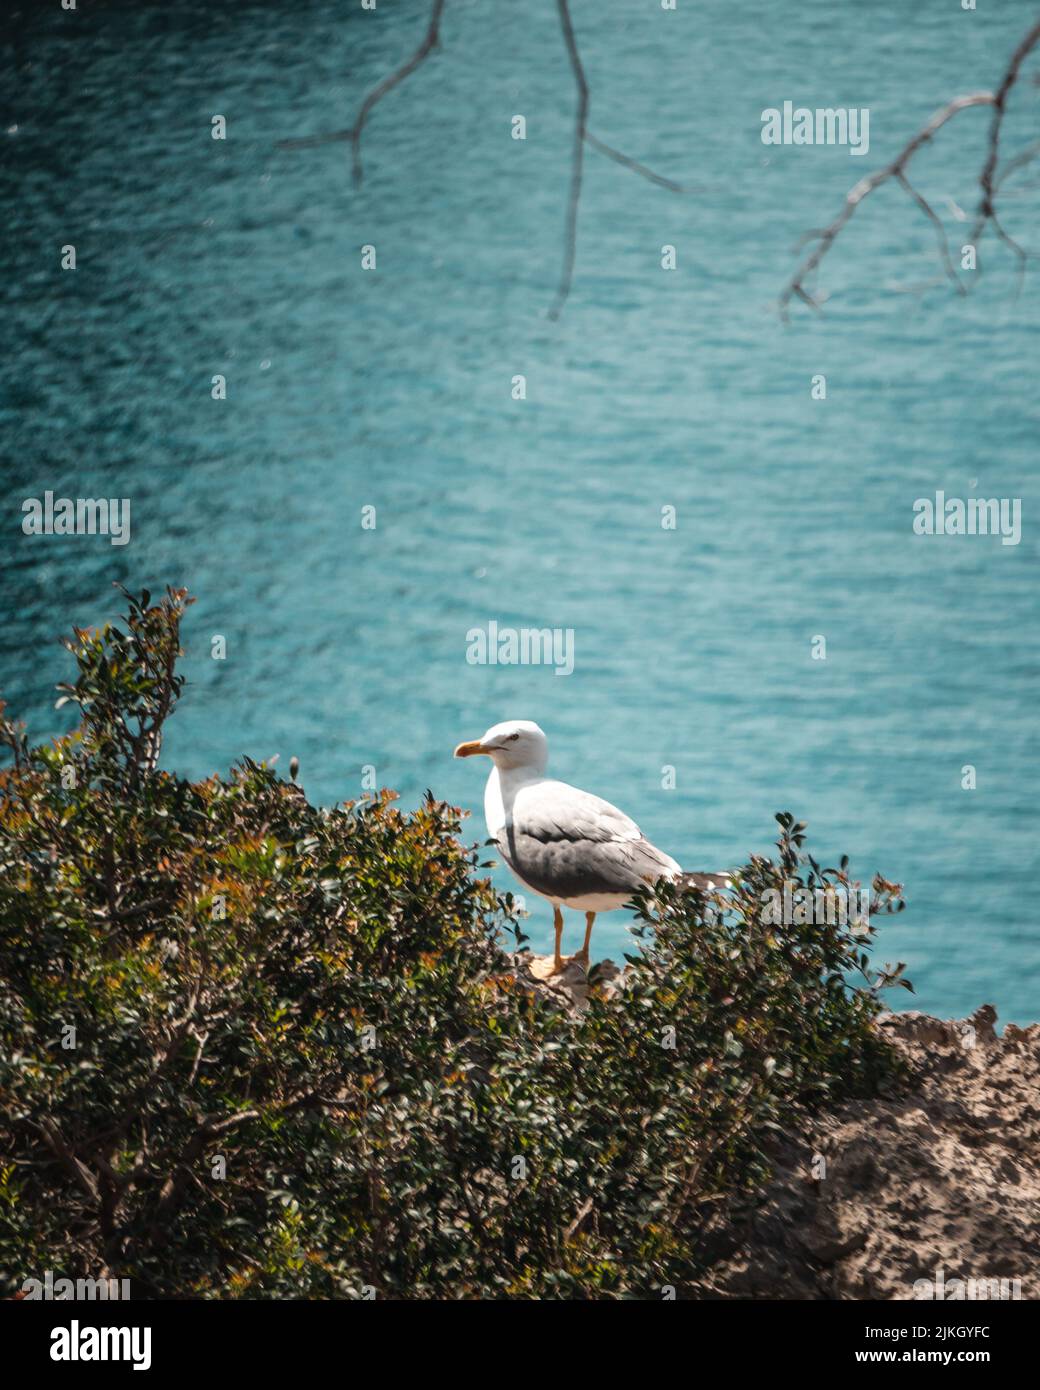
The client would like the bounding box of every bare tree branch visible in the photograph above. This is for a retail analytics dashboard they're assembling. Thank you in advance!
[780,92,993,318]
[782,17,1040,319]
[549,0,589,321]
[278,0,446,188]
[279,0,696,319]
[974,18,1040,228]
[36,1118,101,1205]
[549,4,706,316]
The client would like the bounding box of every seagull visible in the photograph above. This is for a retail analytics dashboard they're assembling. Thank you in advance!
[454,719,726,973]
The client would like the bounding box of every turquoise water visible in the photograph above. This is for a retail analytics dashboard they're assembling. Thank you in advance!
[2,0,1037,1022]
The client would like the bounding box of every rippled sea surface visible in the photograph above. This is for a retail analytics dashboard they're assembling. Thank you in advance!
[3,0,1038,1020]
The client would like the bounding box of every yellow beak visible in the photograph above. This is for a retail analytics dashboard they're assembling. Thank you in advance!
[454,739,488,758]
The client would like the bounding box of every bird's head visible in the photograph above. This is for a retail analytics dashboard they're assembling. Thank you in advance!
[454,719,548,772]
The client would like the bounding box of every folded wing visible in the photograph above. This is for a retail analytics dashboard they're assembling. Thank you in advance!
[497,779,681,902]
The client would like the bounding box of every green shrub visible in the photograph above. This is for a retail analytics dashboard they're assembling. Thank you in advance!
[0,587,907,1298]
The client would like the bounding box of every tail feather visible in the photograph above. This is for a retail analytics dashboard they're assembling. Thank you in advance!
[677,870,730,893]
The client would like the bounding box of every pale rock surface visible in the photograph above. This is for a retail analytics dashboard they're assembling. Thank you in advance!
[695,1004,1040,1299]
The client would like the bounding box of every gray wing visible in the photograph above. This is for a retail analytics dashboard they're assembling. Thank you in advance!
[497,780,680,901]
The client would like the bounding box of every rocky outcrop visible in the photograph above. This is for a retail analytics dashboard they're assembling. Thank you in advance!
[504,955,1040,1300]
[500,951,628,1009]
[698,1005,1039,1299]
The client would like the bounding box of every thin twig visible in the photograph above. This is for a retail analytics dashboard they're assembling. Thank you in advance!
[783,16,1040,318]
[277,127,353,152]
[36,1118,100,1204]
[563,1194,594,1242]
[896,171,963,293]
[974,19,1040,229]
[584,131,707,194]
[278,0,446,189]
[990,210,1031,297]
[279,0,694,318]
[780,92,994,319]
[995,138,1040,192]
[549,0,589,321]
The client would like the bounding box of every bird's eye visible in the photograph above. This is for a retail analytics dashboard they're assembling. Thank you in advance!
[508,733,520,742]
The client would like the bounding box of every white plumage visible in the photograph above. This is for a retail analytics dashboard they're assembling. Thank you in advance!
[455,719,724,972]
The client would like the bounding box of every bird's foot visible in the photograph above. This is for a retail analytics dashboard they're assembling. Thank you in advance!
[567,951,590,970]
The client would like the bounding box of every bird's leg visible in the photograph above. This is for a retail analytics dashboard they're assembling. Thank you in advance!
[572,911,595,966]
[552,905,565,974]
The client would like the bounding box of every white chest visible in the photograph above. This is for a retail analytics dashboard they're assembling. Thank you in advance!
[483,766,507,838]
[484,765,545,839]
